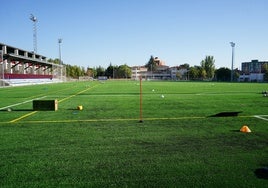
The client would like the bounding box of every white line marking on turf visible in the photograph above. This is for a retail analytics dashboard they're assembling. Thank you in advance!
[254,115,268,121]
[0,96,47,110]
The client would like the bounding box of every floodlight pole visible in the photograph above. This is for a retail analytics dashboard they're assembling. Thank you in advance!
[58,39,62,64]
[58,39,63,80]
[230,42,235,82]
[30,14,38,53]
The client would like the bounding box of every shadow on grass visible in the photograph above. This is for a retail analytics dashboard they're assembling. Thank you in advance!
[0,109,33,112]
[208,111,242,117]
[67,108,83,111]
[230,130,241,132]
[255,167,268,179]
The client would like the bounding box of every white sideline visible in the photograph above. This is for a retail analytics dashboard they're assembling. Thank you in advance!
[254,115,268,121]
[0,96,47,110]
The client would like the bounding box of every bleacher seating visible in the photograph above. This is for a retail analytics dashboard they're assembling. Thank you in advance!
[1,74,61,86]
[4,73,52,79]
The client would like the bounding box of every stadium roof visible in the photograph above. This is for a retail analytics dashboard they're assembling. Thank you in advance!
[0,42,60,67]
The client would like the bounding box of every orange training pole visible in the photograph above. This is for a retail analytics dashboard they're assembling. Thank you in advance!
[139,76,143,123]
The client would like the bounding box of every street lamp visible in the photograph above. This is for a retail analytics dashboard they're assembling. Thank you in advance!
[30,14,38,53]
[58,38,62,64]
[230,42,235,82]
[58,39,63,80]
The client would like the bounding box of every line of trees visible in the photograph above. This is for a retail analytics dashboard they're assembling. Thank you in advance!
[144,55,235,81]
[48,56,268,81]
[186,56,240,81]
[187,56,216,80]
[48,59,132,79]
[66,64,132,79]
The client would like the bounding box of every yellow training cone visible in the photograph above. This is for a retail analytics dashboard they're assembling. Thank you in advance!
[240,125,251,133]
[77,106,83,110]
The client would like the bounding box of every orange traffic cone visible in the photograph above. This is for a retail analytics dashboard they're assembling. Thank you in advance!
[240,125,251,133]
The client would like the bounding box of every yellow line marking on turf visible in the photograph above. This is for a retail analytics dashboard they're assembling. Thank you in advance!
[23,84,74,100]
[4,110,259,125]
[8,84,99,123]
[9,111,38,123]
[7,115,256,124]
[0,115,258,125]
[58,84,99,103]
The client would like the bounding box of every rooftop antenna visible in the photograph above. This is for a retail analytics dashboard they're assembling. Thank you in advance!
[30,14,38,53]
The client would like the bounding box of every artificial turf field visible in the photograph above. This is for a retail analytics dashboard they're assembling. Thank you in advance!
[0,80,267,187]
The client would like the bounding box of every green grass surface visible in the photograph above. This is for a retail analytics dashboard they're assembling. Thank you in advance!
[0,81,268,187]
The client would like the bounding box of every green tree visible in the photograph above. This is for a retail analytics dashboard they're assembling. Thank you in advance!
[176,72,182,80]
[189,66,199,80]
[198,66,207,80]
[262,63,268,81]
[201,56,215,79]
[117,64,132,78]
[66,64,76,78]
[105,63,118,78]
[65,64,85,78]
[215,67,231,81]
[264,72,268,82]
[145,55,157,71]
[47,58,60,65]
[73,65,84,78]
[96,66,105,77]
[85,67,96,77]
[234,68,240,81]
[81,67,86,76]
[179,63,190,70]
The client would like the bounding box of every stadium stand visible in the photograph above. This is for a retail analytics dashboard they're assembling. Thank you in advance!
[0,42,65,86]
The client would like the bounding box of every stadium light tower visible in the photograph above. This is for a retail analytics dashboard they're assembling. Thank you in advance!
[230,42,235,82]
[58,38,62,64]
[58,38,63,81]
[30,14,38,53]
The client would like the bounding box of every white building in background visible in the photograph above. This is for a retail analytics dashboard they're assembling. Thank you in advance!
[131,66,148,80]
[170,66,189,80]
[239,59,267,82]
[239,73,264,82]
[131,65,188,80]
[131,57,190,80]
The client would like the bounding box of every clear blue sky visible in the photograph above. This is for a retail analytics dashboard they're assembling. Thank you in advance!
[1,0,268,69]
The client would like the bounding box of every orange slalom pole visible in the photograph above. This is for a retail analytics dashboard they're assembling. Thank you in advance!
[139,76,143,123]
